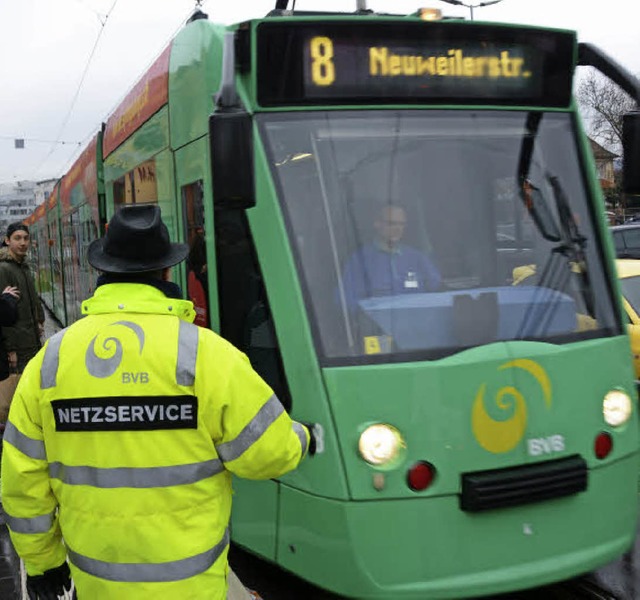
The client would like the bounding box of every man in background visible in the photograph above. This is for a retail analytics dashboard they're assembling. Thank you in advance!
[0,223,43,423]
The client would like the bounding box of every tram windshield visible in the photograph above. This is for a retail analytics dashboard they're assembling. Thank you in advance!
[258,110,619,363]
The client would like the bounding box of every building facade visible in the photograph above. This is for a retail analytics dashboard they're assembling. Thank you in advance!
[589,138,618,191]
[0,179,55,236]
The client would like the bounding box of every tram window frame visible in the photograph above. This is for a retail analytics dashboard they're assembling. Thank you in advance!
[214,208,292,411]
[81,213,99,298]
[62,212,79,323]
[182,181,211,329]
[113,173,132,207]
[258,109,621,366]
[113,158,158,208]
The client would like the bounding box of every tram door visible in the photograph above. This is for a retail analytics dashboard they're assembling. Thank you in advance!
[175,140,218,332]
[213,208,291,410]
[175,138,291,410]
[181,181,210,328]
[177,133,294,558]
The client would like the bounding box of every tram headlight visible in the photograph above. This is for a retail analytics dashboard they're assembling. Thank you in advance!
[418,8,442,20]
[603,390,632,427]
[358,424,405,466]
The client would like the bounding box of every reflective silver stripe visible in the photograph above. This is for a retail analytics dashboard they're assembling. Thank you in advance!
[292,422,308,456]
[4,510,55,534]
[68,526,230,583]
[216,395,284,463]
[176,321,198,386]
[3,421,46,460]
[41,329,67,389]
[49,459,223,488]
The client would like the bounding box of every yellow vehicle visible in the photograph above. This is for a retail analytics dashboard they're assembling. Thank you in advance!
[513,260,640,377]
[616,259,640,378]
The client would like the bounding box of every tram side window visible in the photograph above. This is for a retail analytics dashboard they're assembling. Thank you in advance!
[215,209,292,411]
[62,213,79,322]
[50,221,62,287]
[113,158,157,208]
[182,181,209,328]
[37,227,48,292]
[79,211,98,298]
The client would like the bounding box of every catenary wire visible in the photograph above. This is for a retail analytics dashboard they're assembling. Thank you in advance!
[32,0,120,178]
[47,2,199,181]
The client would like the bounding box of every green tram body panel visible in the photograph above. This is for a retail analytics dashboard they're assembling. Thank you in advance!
[325,336,637,502]
[24,11,640,599]
[168,20,225,150]
[246,130,350,499]
[278,452,637,599]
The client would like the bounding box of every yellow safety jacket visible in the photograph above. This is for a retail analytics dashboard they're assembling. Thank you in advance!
[1,283,309,599]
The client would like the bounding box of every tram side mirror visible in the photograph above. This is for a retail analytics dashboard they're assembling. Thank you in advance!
[623,111,640,196]
[520,179,561,242]
[209,110,255,209]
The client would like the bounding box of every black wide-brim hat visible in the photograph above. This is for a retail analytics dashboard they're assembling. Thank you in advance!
[88,204,189,273]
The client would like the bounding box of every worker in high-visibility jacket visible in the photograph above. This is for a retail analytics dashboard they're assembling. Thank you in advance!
[1,204,311,600]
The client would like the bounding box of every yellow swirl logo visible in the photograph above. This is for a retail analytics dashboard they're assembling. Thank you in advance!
[471,359,551,454]
[85,321,145,379]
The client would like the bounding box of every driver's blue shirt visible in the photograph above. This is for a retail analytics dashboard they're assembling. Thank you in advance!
[341,242,442,308]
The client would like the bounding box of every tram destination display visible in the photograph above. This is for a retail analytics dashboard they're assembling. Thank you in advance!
[256,21,575,107]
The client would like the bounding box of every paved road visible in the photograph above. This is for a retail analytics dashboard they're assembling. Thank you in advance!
[229,542,626,599]
[0,509,21,600]
[591,546,639,599]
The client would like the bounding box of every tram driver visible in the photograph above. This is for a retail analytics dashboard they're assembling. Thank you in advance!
[340,203,442,308]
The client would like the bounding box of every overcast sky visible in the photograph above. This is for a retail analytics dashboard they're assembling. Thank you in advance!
[1,0,638,184]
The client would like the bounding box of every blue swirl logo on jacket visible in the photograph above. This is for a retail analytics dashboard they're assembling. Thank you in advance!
[85,321,145,378]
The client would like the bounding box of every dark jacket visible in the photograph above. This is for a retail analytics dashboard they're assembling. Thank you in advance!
[0,292,17,380]
[0,249,43,368]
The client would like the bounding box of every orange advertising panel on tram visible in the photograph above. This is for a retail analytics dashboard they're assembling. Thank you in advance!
[33,202,46,223]
[60,136,98,215]
[47,182,59,212]
[103,44,171,156]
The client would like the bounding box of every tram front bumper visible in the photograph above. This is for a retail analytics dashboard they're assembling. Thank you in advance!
[276,452,638,599]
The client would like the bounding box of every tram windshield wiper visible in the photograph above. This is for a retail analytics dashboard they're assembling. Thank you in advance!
[548,174,595,316]
[516,173,595,338]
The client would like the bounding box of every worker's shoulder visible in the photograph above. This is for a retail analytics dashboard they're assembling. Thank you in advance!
[196,324,234,348]
[196,325,246,358]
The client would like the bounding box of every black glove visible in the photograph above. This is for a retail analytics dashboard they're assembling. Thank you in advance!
[26,562,72,600]
[301,422,318,456]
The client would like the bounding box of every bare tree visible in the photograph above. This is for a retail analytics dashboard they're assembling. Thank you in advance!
[577,68,635,152]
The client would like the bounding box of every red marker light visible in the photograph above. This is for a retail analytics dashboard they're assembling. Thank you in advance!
[594,432,613,460]
[407,461,436,491]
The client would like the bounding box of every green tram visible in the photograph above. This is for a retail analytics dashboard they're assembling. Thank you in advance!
[27,4,640,599]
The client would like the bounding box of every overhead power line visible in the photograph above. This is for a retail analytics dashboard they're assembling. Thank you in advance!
[0,135,81,146]
[33,0,120,177]
[31,1,202,180]
[54,0,120,138]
